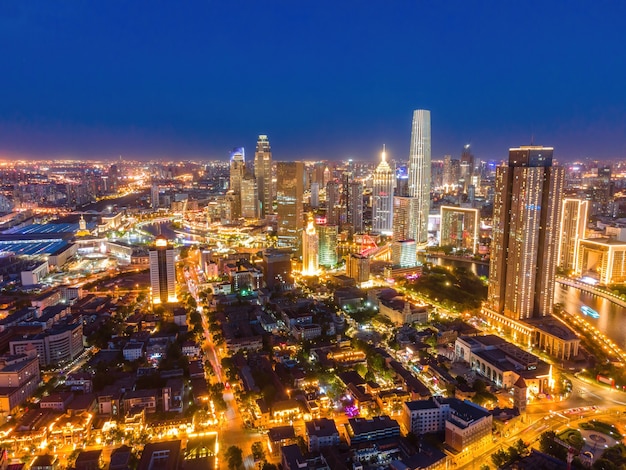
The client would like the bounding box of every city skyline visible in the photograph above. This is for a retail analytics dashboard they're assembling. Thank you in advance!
[2,2,626,161]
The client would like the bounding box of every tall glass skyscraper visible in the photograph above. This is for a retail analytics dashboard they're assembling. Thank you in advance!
[372,146,394,235]
[408,109,431,244]
[254,135,273,217]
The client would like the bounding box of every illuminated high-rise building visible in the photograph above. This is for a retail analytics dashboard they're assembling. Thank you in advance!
[439,206,480,254]
[151,182,160,210]
[241,173,260,219]
[348,181,364,233]
[254,135,273,217]
[372,146,394,235]
[408,109,431,244]
[487,146,564,321]
[347,253,370,283]
[301,217,319,276]
[277,161,304,247]
[558,198,589,271]
[325,181,340,226]
[310,182,320,208]
[392,196,418,242]
[229,147,245,219]
[150,236,177,304]
[318,224,338,267]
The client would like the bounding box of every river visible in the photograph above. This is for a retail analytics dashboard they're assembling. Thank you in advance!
[555,283,626,350]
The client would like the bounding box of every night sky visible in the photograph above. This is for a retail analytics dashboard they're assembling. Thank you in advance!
[1,1,626,162]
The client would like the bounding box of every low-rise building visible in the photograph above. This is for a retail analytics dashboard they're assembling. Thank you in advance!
[305,418,340,452]
[345,416,400,446]
[0,353,40,415]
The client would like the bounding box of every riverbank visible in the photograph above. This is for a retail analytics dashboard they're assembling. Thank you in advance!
[556,276,626,309]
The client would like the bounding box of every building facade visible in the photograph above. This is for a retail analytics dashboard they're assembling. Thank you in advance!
[407,109,431,244]
[277,162,304,247]
[149,237,177,304]
[254,135,273,217]
[372,146,394,235]
[301,218,319,276]
[488,146,564,321]
[558,198,589,271]
[439,206,480,254]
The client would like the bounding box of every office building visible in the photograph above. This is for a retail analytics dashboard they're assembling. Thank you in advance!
[151,182,160,210]
[263,249,293,289]
[346,253,370,283]
[310,182,320,208]
[229,147,246,219]
[301,218,319,276]
[325,180,340,226]
[439,206,480,254]
[348,181,364,232]
[407,109,431,244]
[392,239,417,268]
[345,416,400,446]
[0,354,40,415]
[277,162,304,247]
[372,146,394,235]
[241,173,260,219]
[318,224,338,267]
[392,196,419,242]
[10,320,84,367]
[305,418,340,452]
[576,238,626,284]
[487,146,564,321]
[402,397,492,455]
[254,135,273,217]
[558,198,588,271]
[150,237,177,304]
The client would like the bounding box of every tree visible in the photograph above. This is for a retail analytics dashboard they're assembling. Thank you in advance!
[491,449,510,468]
[539,431,567,461]
[251,441,265,462]
[225,445,243,470]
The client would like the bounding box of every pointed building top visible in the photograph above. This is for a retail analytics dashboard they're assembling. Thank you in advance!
[381,144,387,162]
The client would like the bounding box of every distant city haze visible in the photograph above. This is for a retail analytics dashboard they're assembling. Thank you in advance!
[1,2,625,161]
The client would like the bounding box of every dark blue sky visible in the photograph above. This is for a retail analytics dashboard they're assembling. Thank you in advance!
[1,1,625,162]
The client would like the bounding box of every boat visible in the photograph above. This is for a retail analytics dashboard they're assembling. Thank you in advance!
[581,305,600,318]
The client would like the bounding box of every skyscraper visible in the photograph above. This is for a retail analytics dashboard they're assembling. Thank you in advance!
[392,196,418,243]
[301,217,319,276]
[254,135,273,217]
[487,146,564,321]
[325,181,341,225]
[277,161,304,247]
[151,182,160,210]
[558,198,589,271]
[371,146,394,235]
[241,173,260,219]
[408,109,431,244]
[229,147,245,219]
[150,236,177,304]
[348,181,364,233]
[318,224,338,267]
